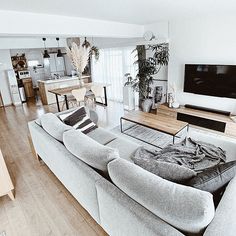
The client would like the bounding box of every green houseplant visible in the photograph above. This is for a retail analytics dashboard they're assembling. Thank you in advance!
[125,43,169,112]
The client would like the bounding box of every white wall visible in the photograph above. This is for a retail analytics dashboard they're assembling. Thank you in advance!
[143,22,169,101]
[0,10,143,38]
[144,21,169,41]
[144,17,236,114]
[168,16,236,114]
[92,37,143,49]
[0,50,13,105]
[0,37,68,50]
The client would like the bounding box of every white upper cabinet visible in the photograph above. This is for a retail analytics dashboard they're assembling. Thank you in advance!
[48,53,65,73]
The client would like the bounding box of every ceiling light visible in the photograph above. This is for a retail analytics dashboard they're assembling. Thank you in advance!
[82,37,91,48]
[42,38,50,58]
[56,37,63,57]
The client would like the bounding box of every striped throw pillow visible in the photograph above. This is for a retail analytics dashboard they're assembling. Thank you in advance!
[59,107,97,134]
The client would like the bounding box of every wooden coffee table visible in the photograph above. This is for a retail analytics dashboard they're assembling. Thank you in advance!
[120,111,189,148]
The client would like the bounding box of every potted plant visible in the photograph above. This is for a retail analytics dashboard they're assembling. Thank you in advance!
[125,43,169,112]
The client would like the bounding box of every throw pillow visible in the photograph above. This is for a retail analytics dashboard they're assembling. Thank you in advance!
[131,155,197,183]
[186,161,236,193]
[40,113,73,142]
[63,129,119,173]
[59,106,97,134]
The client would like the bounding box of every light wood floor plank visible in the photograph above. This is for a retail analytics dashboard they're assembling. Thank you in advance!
[0,99,123,235]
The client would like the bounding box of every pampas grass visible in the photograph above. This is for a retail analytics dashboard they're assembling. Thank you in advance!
[66,42,90,76]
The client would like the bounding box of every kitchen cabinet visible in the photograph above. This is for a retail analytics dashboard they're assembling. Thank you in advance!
[22,77,34,98]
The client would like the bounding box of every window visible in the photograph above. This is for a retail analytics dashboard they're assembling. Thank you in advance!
[91,47,137,102]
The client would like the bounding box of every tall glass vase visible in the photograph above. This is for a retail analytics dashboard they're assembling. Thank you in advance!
[77,70,84,86]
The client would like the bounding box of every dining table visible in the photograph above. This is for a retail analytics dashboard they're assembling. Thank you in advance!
[48,82,110,112]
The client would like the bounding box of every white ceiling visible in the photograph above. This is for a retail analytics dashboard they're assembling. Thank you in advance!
[1,0,236,25]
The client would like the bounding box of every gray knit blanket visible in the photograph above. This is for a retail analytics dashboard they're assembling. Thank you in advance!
[134,138,226,172]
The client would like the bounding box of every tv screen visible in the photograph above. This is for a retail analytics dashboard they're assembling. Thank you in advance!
[184,64,236,99]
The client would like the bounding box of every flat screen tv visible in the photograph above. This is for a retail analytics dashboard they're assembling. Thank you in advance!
[184,64,236,99]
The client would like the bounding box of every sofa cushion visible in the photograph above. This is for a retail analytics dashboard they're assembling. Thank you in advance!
[63,129,119,173]
[106,137,140,161]
[87,127,117,145]
[132,154,197,183]
[187,161,236,193]
[108,158,215,234]
[40,113,73,142]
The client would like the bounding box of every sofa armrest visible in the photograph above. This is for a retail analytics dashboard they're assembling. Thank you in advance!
[204,176,236,236]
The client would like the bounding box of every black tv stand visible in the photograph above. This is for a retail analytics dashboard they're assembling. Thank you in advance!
[184,104,230,116]
[157,104,236,136]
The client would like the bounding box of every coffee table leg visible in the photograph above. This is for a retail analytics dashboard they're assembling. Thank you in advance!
[173,135,175,144]
[186,124,189,138]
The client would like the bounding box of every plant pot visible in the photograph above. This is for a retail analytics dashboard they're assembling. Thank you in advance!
[141,98,153,112]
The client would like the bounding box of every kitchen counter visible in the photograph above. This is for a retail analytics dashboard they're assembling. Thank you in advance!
[37,75,90,84]
[38,75,90,105]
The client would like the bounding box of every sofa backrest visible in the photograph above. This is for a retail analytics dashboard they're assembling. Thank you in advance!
[108,158,215,235]
[63,129,119,173]
[95,177,184,236]
[28,120,103,223]
[203,176,236,236]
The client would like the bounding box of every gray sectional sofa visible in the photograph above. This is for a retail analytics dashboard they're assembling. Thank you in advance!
[28,112,236,236]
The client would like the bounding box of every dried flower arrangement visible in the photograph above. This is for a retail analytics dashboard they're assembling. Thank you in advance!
[66,42,90,78]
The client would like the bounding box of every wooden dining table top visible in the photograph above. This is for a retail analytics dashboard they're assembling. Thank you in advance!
[48,82,110,96]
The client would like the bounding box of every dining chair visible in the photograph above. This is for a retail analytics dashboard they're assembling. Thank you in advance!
[61,94,76,110]
[91,85,104,104]
[71,87,87,107]
[59,84,76,110]
[85,85,105,107]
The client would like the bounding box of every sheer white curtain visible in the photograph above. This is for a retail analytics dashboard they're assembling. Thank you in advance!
[91,47,137,102]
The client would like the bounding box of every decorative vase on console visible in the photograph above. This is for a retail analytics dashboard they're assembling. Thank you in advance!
[168,93,174,108]
[172,100,180,109]
[168,82,179,108]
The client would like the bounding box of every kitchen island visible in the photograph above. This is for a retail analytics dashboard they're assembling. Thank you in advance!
[38,76,90,105]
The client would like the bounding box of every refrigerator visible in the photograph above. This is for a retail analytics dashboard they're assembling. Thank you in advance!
[44,53,65,79]
[7,69,22,106]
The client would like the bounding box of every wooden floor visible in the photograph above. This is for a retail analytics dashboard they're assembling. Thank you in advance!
[0,99,124,236]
